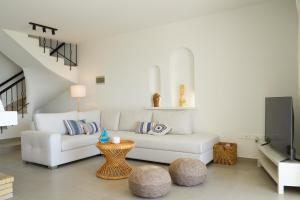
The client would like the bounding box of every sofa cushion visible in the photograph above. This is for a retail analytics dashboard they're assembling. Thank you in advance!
[148,123,172,136]
[152,111,192,134]
[136,122,155,134]
[64,120,85,135]
[119,111,152,131]
[101,110,120,131]
[78,110,100,127]
[109,131,218,154]
[82,122,99,135]
[61,133,100,151]
[35,111,77,134]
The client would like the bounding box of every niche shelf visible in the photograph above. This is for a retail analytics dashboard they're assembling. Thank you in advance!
[170,47,195,107]
[149,65,161,106]
[145,107,197,110]
[149,65,161,94]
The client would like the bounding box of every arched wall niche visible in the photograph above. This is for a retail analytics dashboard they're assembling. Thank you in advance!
[149,65,161,106]
[170,47,195,107]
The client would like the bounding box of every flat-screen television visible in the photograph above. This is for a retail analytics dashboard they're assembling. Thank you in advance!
[265,97,295,160]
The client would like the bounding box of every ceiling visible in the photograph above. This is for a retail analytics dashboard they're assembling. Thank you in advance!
[0,0,269,43]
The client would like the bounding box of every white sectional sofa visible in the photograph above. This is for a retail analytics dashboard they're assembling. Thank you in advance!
[21,110,219,168]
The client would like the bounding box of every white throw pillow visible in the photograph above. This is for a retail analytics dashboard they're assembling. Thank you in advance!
[119,111,152,131]
[101,110,120,131]
[78,110,100,127]
[34,111,77,134]
[148,123,172,136]
[153,111,192,135]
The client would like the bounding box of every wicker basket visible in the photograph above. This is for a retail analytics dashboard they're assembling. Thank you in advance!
[213,142,237,165]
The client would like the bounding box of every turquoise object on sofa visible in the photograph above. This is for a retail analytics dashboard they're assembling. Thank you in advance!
[100,128,109,143]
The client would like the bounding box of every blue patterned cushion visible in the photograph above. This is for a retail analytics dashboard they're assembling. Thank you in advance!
[82,122,99,135]
[136,122,155,134]
[148,123,172,136]
[63,120,85,136]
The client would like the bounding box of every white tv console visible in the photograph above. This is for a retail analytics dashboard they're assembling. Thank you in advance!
[257,144,300,194]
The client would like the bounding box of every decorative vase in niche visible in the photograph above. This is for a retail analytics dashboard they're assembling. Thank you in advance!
[153,93,160,107]
[100,128,109,143]
[179,84,187,107]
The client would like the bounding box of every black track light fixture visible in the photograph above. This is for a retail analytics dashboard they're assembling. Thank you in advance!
[29,22,58,35]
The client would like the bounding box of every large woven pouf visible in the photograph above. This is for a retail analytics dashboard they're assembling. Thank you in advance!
[169,158,207,186]
[128,165,171,198]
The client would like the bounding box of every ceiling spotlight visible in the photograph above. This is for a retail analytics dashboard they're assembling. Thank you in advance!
[29,22,58,35]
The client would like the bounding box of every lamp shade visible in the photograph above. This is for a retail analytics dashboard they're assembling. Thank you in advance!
[71,85,86,98]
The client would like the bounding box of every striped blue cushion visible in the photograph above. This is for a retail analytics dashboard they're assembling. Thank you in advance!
[82,122,99,135]
[63,120,85,136]
[136,122,154,134]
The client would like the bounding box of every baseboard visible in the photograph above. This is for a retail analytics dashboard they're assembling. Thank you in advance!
[0,137,20,144]
[237,157,257,162]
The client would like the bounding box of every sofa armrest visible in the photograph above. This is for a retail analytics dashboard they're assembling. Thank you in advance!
[21,130,62,167]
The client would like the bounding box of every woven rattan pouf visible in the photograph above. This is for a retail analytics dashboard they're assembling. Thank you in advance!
[169,158,207,186]
[128,165,171,198]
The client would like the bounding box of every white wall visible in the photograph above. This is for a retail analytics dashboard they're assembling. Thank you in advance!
[44,0,299,158]
[0,52,22,83]
[170,47,195,107]
[40,90,77,113]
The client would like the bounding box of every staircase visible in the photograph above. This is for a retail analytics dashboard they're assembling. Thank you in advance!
[0,29,78,83]
[0,71,28,133]
[29,35,78,70]
[0,29,79,141]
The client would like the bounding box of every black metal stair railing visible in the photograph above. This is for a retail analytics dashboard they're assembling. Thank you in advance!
[40,37,77,70]
[50,42,65,56]
[27,35,78,70]
[0,71,28,133]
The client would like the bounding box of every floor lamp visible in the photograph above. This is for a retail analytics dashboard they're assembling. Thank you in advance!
[70,85,86,112]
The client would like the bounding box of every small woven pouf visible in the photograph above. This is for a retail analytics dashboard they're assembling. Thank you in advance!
[169,158,207,186]
[128,165,171,198]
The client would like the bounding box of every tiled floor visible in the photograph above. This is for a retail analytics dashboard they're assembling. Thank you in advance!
[0,150,299,200]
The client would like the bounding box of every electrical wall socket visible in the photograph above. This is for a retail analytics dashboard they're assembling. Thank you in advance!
[239,135,263,143]
[96,76,105,84]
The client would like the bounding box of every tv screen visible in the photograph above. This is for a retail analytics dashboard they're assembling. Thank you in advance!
[265,97,294,159]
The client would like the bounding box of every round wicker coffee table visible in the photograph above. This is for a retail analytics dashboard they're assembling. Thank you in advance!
[96,140,135,180]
